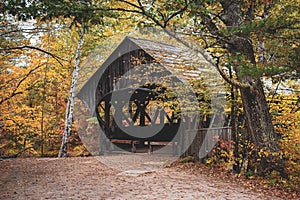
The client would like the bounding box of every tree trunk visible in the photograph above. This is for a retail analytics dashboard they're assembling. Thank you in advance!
[229,67,241,173]
[58,26,85,157]
[239,80,278,150]
[220,0,279,152]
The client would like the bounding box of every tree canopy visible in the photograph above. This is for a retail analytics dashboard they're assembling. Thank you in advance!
[0,0,299,191]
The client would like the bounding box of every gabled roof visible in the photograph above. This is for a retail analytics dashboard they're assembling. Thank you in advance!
[128,37,211,79]
[76,36,215,115]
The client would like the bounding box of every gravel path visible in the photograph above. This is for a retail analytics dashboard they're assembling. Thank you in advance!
[0,156,282,200]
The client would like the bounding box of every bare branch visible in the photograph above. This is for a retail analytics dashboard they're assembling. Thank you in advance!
[0,63,46,105]
[0,91,24,105]
[106,8,144,14]
[0,80,39,105]
[136,0,165,27]
[111,1,252,89]
[119,0,142,10]
[164,0,189,25]
[213,56,251,89]
[17,64,45,89]
[0,46,66,66]
[0,27,51,37]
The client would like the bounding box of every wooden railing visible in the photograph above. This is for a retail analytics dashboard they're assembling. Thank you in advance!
[182,127,232,160]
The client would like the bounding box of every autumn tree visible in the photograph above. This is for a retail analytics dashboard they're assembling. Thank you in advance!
[2,0,298,166]
[0,0,132,157]
[0,14,82,157]
[111,0,299,170]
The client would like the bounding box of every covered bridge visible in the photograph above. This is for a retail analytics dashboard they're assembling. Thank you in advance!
[76,36,230,156]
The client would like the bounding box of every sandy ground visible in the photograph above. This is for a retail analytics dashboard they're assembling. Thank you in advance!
[0,155,282,200]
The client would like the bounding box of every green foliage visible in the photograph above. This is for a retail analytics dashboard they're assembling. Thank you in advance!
[1,2,299,187]
[2,0,117,25]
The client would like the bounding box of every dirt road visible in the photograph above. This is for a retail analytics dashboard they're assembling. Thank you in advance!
[0,156,282,199]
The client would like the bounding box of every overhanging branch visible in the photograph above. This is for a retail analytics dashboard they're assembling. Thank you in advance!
[1,45,66,66]
[111,0,252,89]
[163,28,252,90]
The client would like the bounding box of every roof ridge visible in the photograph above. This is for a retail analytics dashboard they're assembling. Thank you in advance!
[126,36,179,49]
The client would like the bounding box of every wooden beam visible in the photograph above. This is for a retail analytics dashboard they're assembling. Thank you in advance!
[111,101,133,126]
[104,100,111,136]
[151,107,160,125]
[139,104,146,126]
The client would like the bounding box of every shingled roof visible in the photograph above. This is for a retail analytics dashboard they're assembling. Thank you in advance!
[128,37,212,79]
[76,36,221,115]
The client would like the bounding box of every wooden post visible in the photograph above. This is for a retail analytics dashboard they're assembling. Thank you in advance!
[105,100,111,135]
[104,100,111,152]
[160,109,165,124]
[140,103,146,126]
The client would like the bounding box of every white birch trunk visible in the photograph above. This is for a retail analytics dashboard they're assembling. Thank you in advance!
[58,26,85,157]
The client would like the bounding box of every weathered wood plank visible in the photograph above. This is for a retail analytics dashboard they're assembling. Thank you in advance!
[183,127,232,161]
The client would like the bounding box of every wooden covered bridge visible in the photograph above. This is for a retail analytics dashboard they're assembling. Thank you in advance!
[76,36,231,156]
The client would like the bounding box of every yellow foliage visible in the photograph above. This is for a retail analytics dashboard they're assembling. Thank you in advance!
[268,89,300,190]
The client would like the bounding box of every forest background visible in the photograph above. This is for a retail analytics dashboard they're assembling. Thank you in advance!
[0,0,299,191]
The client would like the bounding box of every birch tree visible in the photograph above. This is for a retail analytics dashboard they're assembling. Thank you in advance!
[58,26,85,157]
[2,0,117,157]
